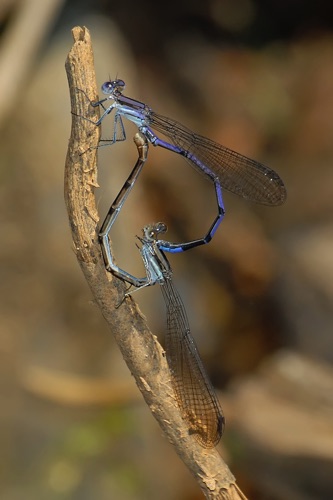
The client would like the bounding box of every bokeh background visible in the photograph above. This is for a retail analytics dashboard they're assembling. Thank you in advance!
[1,1,333,499]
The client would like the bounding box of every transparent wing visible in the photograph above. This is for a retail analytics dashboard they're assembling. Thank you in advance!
[161,278,224,448]
[150,112,286,206]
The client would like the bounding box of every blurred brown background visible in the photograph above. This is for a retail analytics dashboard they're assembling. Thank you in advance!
[1,1,333,499]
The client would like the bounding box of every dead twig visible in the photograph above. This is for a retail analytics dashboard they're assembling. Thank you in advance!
[64,25,246,499]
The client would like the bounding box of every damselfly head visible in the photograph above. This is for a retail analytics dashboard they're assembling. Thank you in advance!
[101,79,125,96]
[143,222,168,241]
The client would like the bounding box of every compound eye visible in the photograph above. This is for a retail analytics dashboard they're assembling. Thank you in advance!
[156,222,167,234]
[101,81,114,94]
[115,79,125,91]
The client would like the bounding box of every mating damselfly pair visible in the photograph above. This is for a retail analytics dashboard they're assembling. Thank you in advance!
[80,79,286,447]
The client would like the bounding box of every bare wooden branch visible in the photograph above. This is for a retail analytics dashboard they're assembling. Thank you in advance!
[64,26,246,499]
